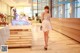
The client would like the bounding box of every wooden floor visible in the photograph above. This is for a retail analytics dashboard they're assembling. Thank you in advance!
[3,23,80,53]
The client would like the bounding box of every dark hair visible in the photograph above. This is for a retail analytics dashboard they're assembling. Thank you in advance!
[44,6,49,10]
[44,6,49,13]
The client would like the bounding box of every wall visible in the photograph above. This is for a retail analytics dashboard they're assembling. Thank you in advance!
[0,0,10,15]
[51,18,80,42]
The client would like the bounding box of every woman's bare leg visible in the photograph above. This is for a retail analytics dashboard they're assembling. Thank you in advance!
[44,31,49,48]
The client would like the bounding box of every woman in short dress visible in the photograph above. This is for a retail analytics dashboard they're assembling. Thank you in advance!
[41,6,52,50]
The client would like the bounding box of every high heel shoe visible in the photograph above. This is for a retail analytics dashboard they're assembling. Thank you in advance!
[44,47,47,50]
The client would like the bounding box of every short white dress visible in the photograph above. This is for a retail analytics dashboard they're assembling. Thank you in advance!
[42,13,52,32]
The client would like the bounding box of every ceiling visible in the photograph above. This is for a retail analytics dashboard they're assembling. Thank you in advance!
[2,0,34,7]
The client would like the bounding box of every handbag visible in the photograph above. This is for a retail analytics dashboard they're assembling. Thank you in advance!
[39,19,42,23]
[40,26,42,30]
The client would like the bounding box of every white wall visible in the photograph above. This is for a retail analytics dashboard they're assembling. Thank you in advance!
[0,0,10,15]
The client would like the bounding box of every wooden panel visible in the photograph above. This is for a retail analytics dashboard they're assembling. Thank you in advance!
[51,18,80,42]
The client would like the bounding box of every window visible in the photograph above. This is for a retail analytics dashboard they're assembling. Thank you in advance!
[77,0,80,18]
[53,8,58,18]
[32,0,49,16]
[59,6,62,18]
[65,3,70,18]
[75,0,80,18]
[77,8,80,18]
[78,0,80,6]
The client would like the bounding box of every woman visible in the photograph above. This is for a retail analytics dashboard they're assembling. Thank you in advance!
[41,6,52,50]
